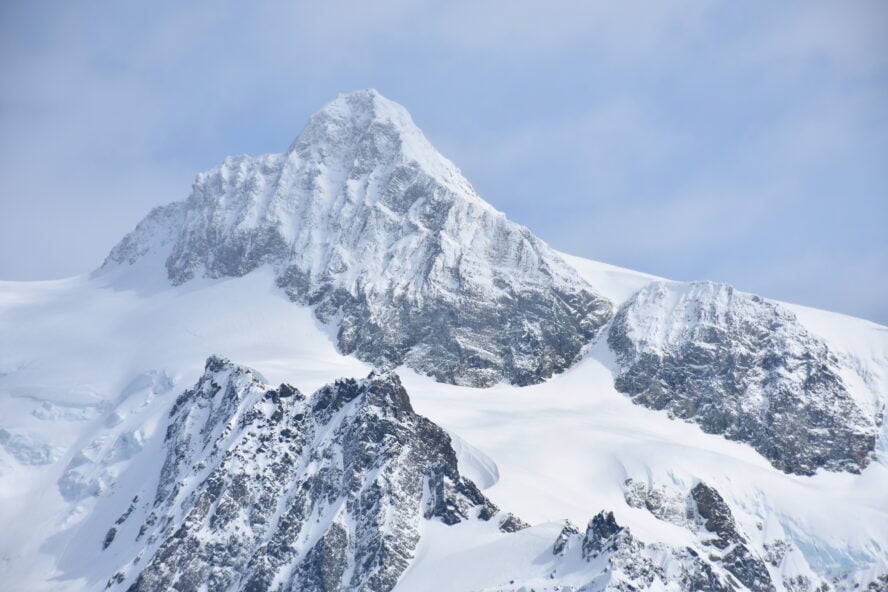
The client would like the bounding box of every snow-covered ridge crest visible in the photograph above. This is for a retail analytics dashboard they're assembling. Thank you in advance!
[104,89,612,387]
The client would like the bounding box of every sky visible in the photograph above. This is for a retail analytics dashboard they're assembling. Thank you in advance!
[1,0,886,323]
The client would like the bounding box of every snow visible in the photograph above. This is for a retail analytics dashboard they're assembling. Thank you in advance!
[402,340,888,580]
[0,254,885,590]
[104,90,597,317]
[782,301,888,420]
[0,269,368,591]
[557,251,663,307]
[396,519,569,592]
[295,89,493,213]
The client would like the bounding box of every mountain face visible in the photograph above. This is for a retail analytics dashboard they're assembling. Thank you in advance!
[608,281,880,475]
[99,357,858,592]
[105,357,516,592]
[102,89,880,475]
[441,477,835,592]
[104,90,611,387]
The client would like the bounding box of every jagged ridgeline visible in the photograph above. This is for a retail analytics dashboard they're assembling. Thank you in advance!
[108,356,522,591]
[104,90,611,387]
[103,358,868,592]
[100,89,881,479]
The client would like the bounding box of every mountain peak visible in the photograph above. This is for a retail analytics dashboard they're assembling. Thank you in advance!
[104,91,612,387]
[310,88,413,131]
[293,89,414,145]
[288,89,467,196]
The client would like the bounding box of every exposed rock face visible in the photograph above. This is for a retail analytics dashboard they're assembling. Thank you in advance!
[608,281,878,475]
[82,89,886,592]
[623,478,844,592]
[582,510,625,559]
[552,510,733,592]
[108,356,504,592]
[472,478,881,592]
[552,520,579,556]
[690,482,775,592]
[104,90,611,387]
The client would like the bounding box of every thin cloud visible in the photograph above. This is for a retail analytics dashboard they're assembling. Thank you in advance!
[0,1,885,323]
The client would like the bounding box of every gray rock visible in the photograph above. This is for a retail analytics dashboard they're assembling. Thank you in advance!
[624,477,805,592]
[114,356,505,592]
[608,281,878,475]
[566,510,733,592]
[582,511,625,560]
[498,512,530,533]
[690,482,775,592]
[552,520,579,556]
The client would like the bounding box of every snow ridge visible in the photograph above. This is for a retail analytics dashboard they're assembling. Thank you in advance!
[98,357,886,592]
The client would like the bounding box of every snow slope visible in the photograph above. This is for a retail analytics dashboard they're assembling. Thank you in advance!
[0,256,885,591]
[0,270,369,590]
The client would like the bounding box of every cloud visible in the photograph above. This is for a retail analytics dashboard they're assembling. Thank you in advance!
[429,0,714,58]
[0,1,885,323]
[732,0,888,78]
[723,249,888,324]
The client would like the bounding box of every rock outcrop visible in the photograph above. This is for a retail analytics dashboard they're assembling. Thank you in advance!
[106,356,506,591]
[608,281,878,475]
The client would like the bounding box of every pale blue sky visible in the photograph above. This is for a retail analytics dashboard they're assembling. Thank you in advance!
[1,1,886,322]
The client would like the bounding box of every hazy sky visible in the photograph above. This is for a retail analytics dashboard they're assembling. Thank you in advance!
[1,1,886,323]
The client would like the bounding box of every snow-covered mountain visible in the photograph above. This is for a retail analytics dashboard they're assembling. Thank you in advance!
[104,89,610,388]
[1,90,886,592]
[110,357,522,592]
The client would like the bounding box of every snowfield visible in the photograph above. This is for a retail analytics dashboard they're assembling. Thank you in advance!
[0,255,884,591]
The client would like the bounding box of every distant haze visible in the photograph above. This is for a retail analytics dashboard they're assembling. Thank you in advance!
[1,1,886,323]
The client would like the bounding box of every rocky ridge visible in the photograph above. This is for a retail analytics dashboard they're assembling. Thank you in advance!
[101,90,882,481]
[607,280,880,475]
[622,478,850,592]
[77,89,888,591]
[103,356,514,591]
[539,508,752,592]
